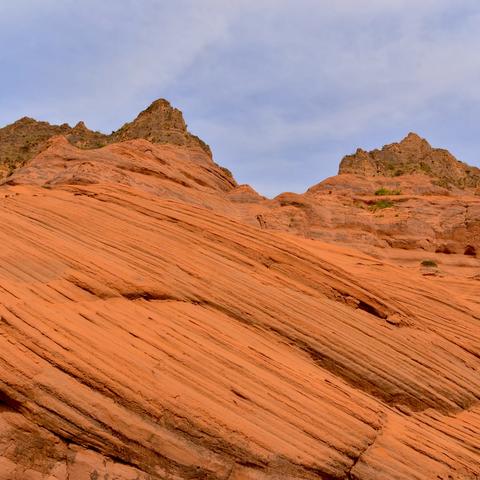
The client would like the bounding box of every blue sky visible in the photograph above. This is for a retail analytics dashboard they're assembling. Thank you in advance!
[1,1,480,196]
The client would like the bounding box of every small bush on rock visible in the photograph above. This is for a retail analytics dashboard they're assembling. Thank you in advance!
[375,187,401,196]
[369,199,394,211]
[421,259,438,268]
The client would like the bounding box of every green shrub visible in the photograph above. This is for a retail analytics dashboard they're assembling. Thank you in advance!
[419,163,432,174]
[421,259,438,268]
[374,187,401,196]
[369,199,394,211]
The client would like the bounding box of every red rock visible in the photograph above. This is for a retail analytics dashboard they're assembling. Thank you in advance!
[248,163,480,257]
[0,99,211,180]
[0,105,479,479]
[339,132,480,188]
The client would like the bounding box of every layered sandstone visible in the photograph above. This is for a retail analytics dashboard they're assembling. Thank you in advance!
[249,173,480,256]
[0,99,211,180]
[245,135,480,256]
[0,105,479,479]
[0,183,478,480]
[0,118,108,178]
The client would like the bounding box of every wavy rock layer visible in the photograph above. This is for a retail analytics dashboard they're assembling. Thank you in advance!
[7,137,480,258]
[0,107,479,479]
[0,181,479,479]
[252,173,480,256]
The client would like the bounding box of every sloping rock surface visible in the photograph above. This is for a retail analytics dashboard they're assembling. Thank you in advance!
[0,183,479,479]
[7,132,479,258]
[251,173,480,256]
[0,107,479,479]
[0,117,106,178]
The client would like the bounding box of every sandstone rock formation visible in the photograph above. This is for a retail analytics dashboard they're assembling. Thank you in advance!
[250,173,480,256]
[0,104,479,479]
[0,118,107,178]
[339,132,480,188]
[0,99,211,180]
[246,135,480,257]
[111,99,211,156]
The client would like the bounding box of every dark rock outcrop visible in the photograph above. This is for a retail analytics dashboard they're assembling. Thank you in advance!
[0,99,210,179]
[112,98,211,156]
[339,132,480,189]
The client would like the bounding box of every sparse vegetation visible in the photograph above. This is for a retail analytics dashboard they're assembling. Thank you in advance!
[418,163,432,174]
[421,259,438,268]
[369,199,394,211]
[432,178,452,189]
[6,165,15,177]
[374,187,401,196]
[219,165,233,178]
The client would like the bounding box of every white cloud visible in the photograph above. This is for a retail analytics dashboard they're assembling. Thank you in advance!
[1,1,480,195]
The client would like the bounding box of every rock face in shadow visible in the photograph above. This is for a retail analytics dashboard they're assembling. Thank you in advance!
[339,132,480,188]
[0,107,479,479]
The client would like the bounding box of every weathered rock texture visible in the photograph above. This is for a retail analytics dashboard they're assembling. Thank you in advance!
[111,99,211,156]
[0,99,211,180]
[0,117,103,178]
[250,173,480,256]
[244,135,480,256]
[0,105,479,479]
[339,132,480,188]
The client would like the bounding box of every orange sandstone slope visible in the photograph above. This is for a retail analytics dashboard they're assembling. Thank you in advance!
[0,103,479,480]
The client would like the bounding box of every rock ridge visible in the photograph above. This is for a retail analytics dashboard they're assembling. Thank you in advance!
[0,99,211,179]
[339,132,480,189]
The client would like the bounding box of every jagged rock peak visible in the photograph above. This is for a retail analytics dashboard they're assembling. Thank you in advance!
[397,132,432,151]
[112,99,211,157]
[143,98,177,113]
[339,133,480,189]
[14,116,39,125]
[72,120,89,131]
[135,99,186,125]
[401,131,423,143]
[0,98,212,179]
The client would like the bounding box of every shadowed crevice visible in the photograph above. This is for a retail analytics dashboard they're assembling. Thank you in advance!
[0,389,23,412]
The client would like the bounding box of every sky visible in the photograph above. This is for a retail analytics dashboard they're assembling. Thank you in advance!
[1,1,480,197]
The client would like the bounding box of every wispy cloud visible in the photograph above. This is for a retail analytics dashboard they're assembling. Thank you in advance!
[1,1,479,196]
